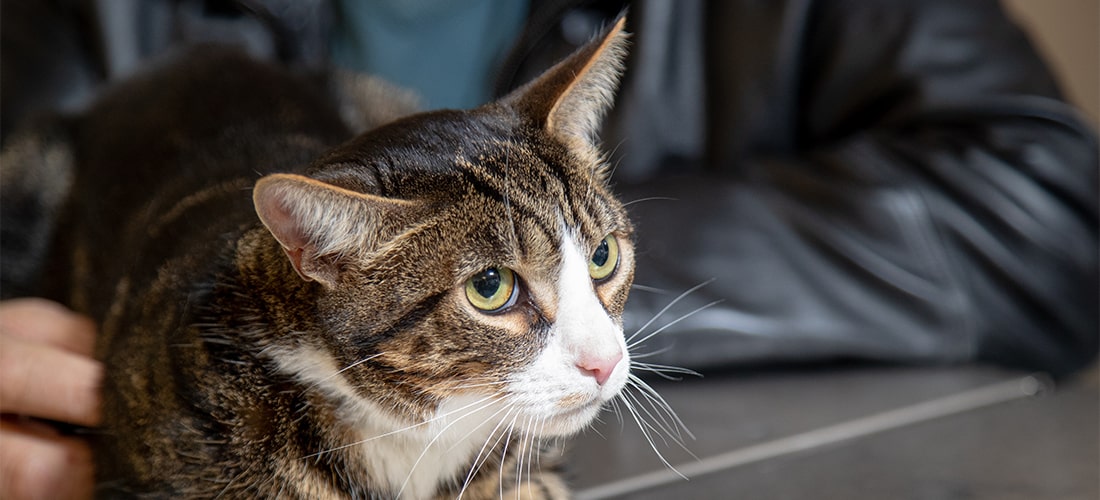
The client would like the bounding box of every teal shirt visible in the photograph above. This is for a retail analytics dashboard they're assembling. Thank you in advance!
[330,0,528,110]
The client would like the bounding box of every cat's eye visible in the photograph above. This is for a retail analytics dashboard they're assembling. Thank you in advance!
[465,267,518,312]
[589,235,620,281]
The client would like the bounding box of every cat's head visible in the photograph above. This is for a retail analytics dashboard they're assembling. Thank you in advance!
[253,18,632,437]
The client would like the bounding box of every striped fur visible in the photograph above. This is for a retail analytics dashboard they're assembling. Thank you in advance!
[9,17,637,500]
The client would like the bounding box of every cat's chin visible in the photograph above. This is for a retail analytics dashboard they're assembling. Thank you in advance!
[509,371,630,438]
[539,398,610,437]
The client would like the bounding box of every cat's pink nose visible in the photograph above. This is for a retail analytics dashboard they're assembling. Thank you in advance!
[577,351,623,386]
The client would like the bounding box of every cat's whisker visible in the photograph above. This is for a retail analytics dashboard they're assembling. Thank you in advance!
[447,379,509,391]
[587,413,610,438]
[531,416,549,497]
[620,386,682,449]
[631,366,693,382]
[627,344,677,359]
[456,404,520,500]
[484,410,517,500]
[495,412,521,500]
[605,139,627,179]
[301,394,500,459]
[512,414,526,498]
[621,196,678,208]
[445,399,517,453]
[599,367,700,478]
[628,298,724,350]
[630,282,670,294]
[528,415,545,496]
[542,419,555,469]
[626,279,714,344]
[396,397,513,499]
[332,353,386,376]
[622,398,672,456]
[303,353,387,391]
[627,374,696,443]
[633,391,690,465]
[526,416,546,498]
[618,391,689,480]
[515,414,535,499]
[631,361,703,381]
[609,397,625,427]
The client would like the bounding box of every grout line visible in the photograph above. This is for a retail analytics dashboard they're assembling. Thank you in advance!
[575,375,1045,500]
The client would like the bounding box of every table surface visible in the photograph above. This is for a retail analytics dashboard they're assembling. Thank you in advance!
[564,363,1099,500]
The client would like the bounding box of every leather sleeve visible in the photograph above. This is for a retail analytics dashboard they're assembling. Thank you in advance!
[614,0,1098,377]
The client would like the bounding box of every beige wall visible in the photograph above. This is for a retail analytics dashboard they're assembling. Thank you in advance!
[1003,0,1099,125]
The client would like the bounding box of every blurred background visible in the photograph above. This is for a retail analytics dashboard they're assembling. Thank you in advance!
[1004,0,1098,124]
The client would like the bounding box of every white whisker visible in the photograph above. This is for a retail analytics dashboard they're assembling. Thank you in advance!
[609,397,625,427]
[605,139,626,179]
[448,379,509,391]
[527,416,546,498]
[301,394,499,459]
[626,279,714,344]
[303,352,386,391]
[630,283,669,294]
[516,414,533,499]
[444,399,516,454]
[396,397,509,499]
[618,392,688,480]
[628,299,724,349]
[457,405,519,500]
[497,413,520,500]
[620,388,681,449]
[621,196,677,208]
[631,361,702,381]
[627,344,677,359]
[586,415,609,439]
[628,374,696,443]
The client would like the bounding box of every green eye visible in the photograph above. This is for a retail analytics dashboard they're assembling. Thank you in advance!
[465,267,518,312]
[589,235,619,281]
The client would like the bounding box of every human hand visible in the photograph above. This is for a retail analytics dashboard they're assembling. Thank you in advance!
[0,298,101,500]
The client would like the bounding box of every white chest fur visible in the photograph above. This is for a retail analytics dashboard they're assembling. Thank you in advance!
[273,347,510,498]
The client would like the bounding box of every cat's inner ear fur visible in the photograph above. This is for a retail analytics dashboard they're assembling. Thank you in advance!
[505,15,629,151]
[253,173,417,286]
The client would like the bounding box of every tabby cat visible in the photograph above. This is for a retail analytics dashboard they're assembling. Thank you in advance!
[1,17,650,499]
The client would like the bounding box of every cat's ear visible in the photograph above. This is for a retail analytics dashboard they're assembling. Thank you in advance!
[504,15,629,150]
[253,173,416,287]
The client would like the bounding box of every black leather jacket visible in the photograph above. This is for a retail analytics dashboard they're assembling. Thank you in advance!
[4,0,1096,376]
[558,0,1099,377]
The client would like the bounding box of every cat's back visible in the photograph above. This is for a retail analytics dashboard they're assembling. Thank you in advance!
[53,46,351,318]
[60,48,355,495]
[71,45,350,223]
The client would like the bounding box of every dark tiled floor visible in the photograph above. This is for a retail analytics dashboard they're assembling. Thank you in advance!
[565,364,1098,499]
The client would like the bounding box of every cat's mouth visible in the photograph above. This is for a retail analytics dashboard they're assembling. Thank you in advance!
[546,376,627,428]
[556,392,596,411]
[539,392,615,435]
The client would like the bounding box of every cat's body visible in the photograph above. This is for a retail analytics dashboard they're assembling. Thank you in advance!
[2,19,636,499]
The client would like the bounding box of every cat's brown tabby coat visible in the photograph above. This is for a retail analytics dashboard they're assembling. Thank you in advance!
[3,16,643,500]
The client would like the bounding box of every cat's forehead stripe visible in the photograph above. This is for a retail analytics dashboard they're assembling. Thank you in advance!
[456,167,559,250]
[526,145,617,240]
[457,148,613,241]
[455,155,565,227]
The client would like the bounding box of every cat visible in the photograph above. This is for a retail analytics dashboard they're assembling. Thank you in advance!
[1,17,658,499]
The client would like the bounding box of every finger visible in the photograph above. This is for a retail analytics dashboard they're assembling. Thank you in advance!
[0,418,95,500]
[0,334,102,427]
[0,298,96,356]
